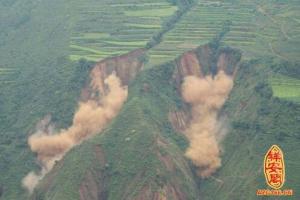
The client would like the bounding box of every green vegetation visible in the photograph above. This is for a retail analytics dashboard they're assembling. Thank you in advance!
[0,0,300,199]
[0,0,187,198]
[34,62,198,200]
[32,45,300,200]
[145,0,194,50]
[270,74,300,103]
[124,7,177,17]
[0,1,94,198]
[146,0,300,66]
[69,0,179,61]
[200,59,300,200]
[0,68,16,85]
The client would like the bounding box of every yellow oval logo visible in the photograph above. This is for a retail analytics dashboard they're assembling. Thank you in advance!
[264,145,285,189]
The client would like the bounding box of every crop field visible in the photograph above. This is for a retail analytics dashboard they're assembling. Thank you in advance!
[0,68,16,85]
[270,74,300,103]
[146,1,225,66]
[68,0,300,65]
[69,0,178,61]
[223,0,300,61]
[146,0,300,66]
[0,0,300,199]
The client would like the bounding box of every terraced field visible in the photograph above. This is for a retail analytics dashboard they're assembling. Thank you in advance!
[224,0,300,61]
[270,74,300,103]
[146,0,300,66]
[68,0,300,106]
[0,68,16,85]
[146,1,225,66]
[69,0,178,61]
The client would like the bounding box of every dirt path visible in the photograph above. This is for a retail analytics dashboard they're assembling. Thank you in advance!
[280,24,291,40]
[211,176,224,184]
[268,42,288,61]
[257,5,291,40]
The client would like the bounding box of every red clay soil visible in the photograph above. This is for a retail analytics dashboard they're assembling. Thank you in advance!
[81,49,145,101]
[173,45,240,88]
[177,51,203,78]
[217,51,240,76]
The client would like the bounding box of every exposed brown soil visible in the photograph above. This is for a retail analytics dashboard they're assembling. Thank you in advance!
[217,53,230,71]
[80,171,100,200]
[168,110,190,132]
[170,45,240,135]
[79,145,108,200]
[156,137,175,172]
[77,49,145,199]
[33,44,242,200]
[81,49,145,101]
[178,51,203,77]
[174,45,240,86]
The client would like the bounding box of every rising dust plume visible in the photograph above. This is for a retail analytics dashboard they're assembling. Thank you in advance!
[181,70,233,178]
[22,72,128,193]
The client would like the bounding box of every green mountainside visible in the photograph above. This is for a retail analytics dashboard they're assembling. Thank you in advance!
[201,58,300,199]
[0,0,299,199]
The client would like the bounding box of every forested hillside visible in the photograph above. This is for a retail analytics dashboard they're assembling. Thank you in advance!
[0,0,299,199]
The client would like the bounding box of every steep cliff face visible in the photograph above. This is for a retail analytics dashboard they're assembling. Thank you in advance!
[92,49,145,87]
[169,45,241,132]
[30,43,242,200]
[29,41,300,200]
[173,45,240,89]
[26,49,146,200]
[81,49,145,101]
[177,51,203,77]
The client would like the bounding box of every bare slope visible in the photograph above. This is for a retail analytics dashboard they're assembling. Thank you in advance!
[30,43,242,200]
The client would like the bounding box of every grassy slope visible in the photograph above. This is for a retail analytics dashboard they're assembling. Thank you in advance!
[0,0,86,199]
[173,2,300,196]
[270,74,300,103]
[200,59,300,200]
[0,0,184,199]
[145,0,300,113]
[0,0,299,199]
[35,63,199,200]
[34,49,300,200]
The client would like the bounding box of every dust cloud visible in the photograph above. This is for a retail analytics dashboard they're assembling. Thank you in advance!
[22,72,128,193]
[181,70,233,178]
